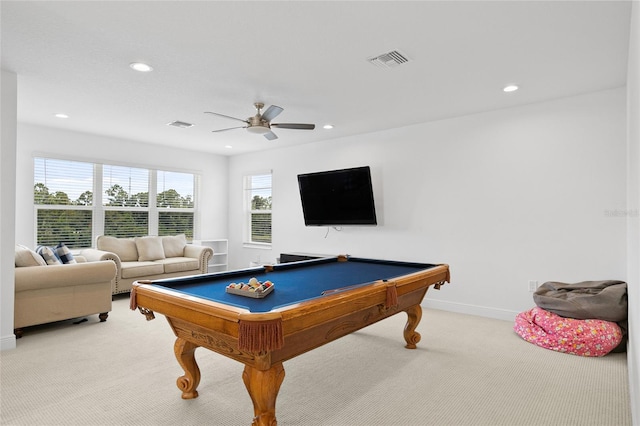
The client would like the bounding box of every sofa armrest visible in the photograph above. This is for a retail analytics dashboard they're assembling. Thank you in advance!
[184,244,214,273]
[80,249,122,278]
[15,261,117,292]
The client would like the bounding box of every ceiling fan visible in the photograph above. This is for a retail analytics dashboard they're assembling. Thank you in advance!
[205,103,315,140]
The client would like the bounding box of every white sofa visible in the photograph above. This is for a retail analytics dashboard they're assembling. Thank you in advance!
[80,234,213,294]
[14,245,116,338]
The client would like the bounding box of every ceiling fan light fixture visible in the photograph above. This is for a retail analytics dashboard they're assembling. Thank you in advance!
[246,124,271,134]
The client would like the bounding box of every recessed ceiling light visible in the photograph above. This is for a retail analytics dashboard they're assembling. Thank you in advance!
[503,85,519,93]
[130,62,153,72]
[323,124,334,129]
[54,113,69,119]
[224,145,233,149]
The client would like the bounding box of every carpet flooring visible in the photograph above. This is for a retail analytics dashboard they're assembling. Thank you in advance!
[0,295,631,425]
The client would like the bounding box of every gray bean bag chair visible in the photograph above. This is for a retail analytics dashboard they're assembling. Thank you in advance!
[533,280,627,352]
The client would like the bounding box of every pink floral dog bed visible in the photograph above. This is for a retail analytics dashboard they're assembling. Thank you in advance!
[514,307,622,357]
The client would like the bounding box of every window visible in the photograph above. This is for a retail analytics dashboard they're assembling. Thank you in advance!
[244,173,272,245]
[34,157,197,248]
[103,165,149,239]
[157,171,195,240]
[34,158,94,247]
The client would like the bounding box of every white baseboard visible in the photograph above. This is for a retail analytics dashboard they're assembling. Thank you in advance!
[422,298,519,322]
[1,334,16,351]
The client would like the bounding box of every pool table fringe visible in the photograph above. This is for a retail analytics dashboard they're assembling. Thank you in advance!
[238,318,284,352]
[129,285,138,310]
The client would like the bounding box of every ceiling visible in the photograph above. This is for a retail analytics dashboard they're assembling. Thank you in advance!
[1,1,632,156]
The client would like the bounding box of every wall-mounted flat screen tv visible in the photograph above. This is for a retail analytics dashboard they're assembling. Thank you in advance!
[297,166,377,226]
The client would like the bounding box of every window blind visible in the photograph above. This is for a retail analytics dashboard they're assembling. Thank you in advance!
[34,157,198,247]
[245,173,272,244]
[103,165,149,207]
[34,158,94,247]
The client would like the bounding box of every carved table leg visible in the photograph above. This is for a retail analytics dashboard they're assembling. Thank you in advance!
[174,337,201,399]
[403,305,422,349]
[242,362,285,426]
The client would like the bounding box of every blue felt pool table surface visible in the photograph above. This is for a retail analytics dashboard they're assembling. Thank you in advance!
[153,257,437,313]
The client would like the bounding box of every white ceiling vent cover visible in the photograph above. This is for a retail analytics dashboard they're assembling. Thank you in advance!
[167,120,194,128]
[368,50,410,68]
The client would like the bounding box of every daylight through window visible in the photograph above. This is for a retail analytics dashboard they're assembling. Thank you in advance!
[245,173,272,245]
[34,157,197,248]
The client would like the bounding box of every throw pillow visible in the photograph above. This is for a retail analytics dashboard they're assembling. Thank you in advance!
[15,245,47,267]
[135,236,166,261]
[36,245,62,265]
[55,242,77,264]
[162,234,187,258]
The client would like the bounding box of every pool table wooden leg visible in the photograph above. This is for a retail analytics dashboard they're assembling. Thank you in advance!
[404,304,422,349]
[242,362,285,426]
[174,337,201,399]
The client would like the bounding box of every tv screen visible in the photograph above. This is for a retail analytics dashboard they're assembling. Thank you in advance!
[297,166,377,226]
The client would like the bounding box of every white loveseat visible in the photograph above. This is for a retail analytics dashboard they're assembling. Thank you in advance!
[14,245,116,337]
[80,234,213,295]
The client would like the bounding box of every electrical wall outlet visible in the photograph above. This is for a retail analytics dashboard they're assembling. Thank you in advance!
[528,280,538,292]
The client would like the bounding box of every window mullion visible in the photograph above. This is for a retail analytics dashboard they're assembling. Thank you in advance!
[149,170,158,235]
[93,163,104,246]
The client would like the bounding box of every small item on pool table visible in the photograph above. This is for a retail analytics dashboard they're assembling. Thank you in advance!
[226,278,274,298]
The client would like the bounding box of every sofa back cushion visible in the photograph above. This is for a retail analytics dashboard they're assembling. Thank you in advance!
[162,234,187,258]
[97,235,138,262]
[134,236,166,261]
[15,245,47,267]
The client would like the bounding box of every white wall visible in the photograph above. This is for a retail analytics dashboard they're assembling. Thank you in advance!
[228,88,627,321]
[14,124,229,247]
[1,70,18,350]
[625,3,639,424]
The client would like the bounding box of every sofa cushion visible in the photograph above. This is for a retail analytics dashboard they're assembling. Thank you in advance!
[162,234,186,258]
[55,242,77,264]
[156,257,199,274]
[120,261,164,279]
[15,245,47,267]
[97,235,138,262]
[36,246,62,265]
[135,236,166,261]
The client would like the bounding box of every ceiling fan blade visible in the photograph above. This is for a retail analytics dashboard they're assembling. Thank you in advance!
[270,123,315,130]
[261,105,284,122]
[211,126,246,133]
[204,111,249,124]
[264,131,278,141]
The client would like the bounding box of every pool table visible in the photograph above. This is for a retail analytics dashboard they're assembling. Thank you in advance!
[130,255,450,426]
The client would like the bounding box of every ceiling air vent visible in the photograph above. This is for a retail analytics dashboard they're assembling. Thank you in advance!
[367,50,410,69]
[167,120,194,128]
